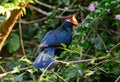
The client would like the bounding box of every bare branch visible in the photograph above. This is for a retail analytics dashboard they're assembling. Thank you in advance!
[34,0,53,9]
[115,75,120,82]
[60,0,77,16]
[17,17,48,24]
[56,59,92,65]
[56,56,107,65]
[34,0,79,12]
[109,43,120,52]
[28,4,48,16]
[0,67,30,80]
[19,16,26,55]
[0,9,23,51]
[52,70,67,82]
[16,16,68,24]
[27,2,79,22]
[39,61,54,82]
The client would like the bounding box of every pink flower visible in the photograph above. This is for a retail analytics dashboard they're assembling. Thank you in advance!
[89,4,95,12]
[115,14,120,20]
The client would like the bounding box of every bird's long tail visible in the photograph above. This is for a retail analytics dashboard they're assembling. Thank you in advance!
[33,48,55,69]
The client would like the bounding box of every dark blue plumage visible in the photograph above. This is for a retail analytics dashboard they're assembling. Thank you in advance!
[33,16,78,69]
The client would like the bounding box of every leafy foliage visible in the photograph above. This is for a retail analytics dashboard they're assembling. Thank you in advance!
[0,0,120,82]
[5,33,20,54]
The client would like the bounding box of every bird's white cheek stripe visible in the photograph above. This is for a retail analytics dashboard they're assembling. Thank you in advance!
[66,20,71,22]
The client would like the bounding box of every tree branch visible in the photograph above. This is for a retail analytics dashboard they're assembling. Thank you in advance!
[34,0,79,12]
[56,59,92,65]
[19,16,26,55]
[28,4,76,19]
[28,4,48,16]
[0,3,28,51]
[39,61,54,82]
[115,75,120,82]
[52,70,67,82]
[56,56,107,65]
[34,0,53,9]
[0,9,23,51]
[109,43,120,52]
[17,17,48,24]
[0,67,30,80]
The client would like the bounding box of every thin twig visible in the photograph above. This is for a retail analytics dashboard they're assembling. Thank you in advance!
[96,33,108,51]
[95,56,118,67]
[77,76,81,82]
[115,75,120,82]
[0,67,30,79]
[28,4,71,19]
[60,0,77,16]
[17,17,48,24]
[39,61,54,82]
[0,66,6,73]
[28,4,48,16]
[56,59,92,65]
[89,26,108,51]
[16,16,69,24]
[34,0,79,12]
[109,43,120,52]
[35,0,53,9]
[84,76,90,82]
[19,16,26,55]
[52,70,67,82]
[79,9,85,58]
[56,56,107,65]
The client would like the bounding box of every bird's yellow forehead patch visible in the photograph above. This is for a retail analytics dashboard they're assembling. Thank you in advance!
[72,16,78,23]
[72,16,78,26]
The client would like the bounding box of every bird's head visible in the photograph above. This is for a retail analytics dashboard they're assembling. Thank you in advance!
[65,16,78,26]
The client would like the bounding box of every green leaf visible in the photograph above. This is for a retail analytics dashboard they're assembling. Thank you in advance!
[79,42,89,48]
[7,33,20,54]
[20,56,32,64]
[85,70,95,77]
[0,6,6,15]
[77,70,83,76]
[13,66,20,73]
[21,7,26,15]
[13,73,25,82]
[49,74,57,80]
[61,43,67,48]
[27,69,34,74]
[90,58,96,65]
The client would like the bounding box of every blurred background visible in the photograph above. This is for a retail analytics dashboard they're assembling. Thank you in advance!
[0,0,120,82]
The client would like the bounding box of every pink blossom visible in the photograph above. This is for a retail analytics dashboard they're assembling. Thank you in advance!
[89,4,95,12]
[115,14,120,20]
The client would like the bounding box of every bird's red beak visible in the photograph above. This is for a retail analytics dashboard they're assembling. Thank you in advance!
[71,16,78,26]
[65,16,78,26]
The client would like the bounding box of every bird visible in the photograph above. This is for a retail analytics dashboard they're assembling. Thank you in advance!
[33,15,78,69]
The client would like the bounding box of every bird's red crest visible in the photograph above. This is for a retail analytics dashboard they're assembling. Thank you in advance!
[65,16,78,26]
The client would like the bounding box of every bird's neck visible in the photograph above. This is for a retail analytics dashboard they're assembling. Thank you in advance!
[61,21,73,33]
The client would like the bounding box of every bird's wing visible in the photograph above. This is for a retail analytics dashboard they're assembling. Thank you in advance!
[40,29,72,47]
